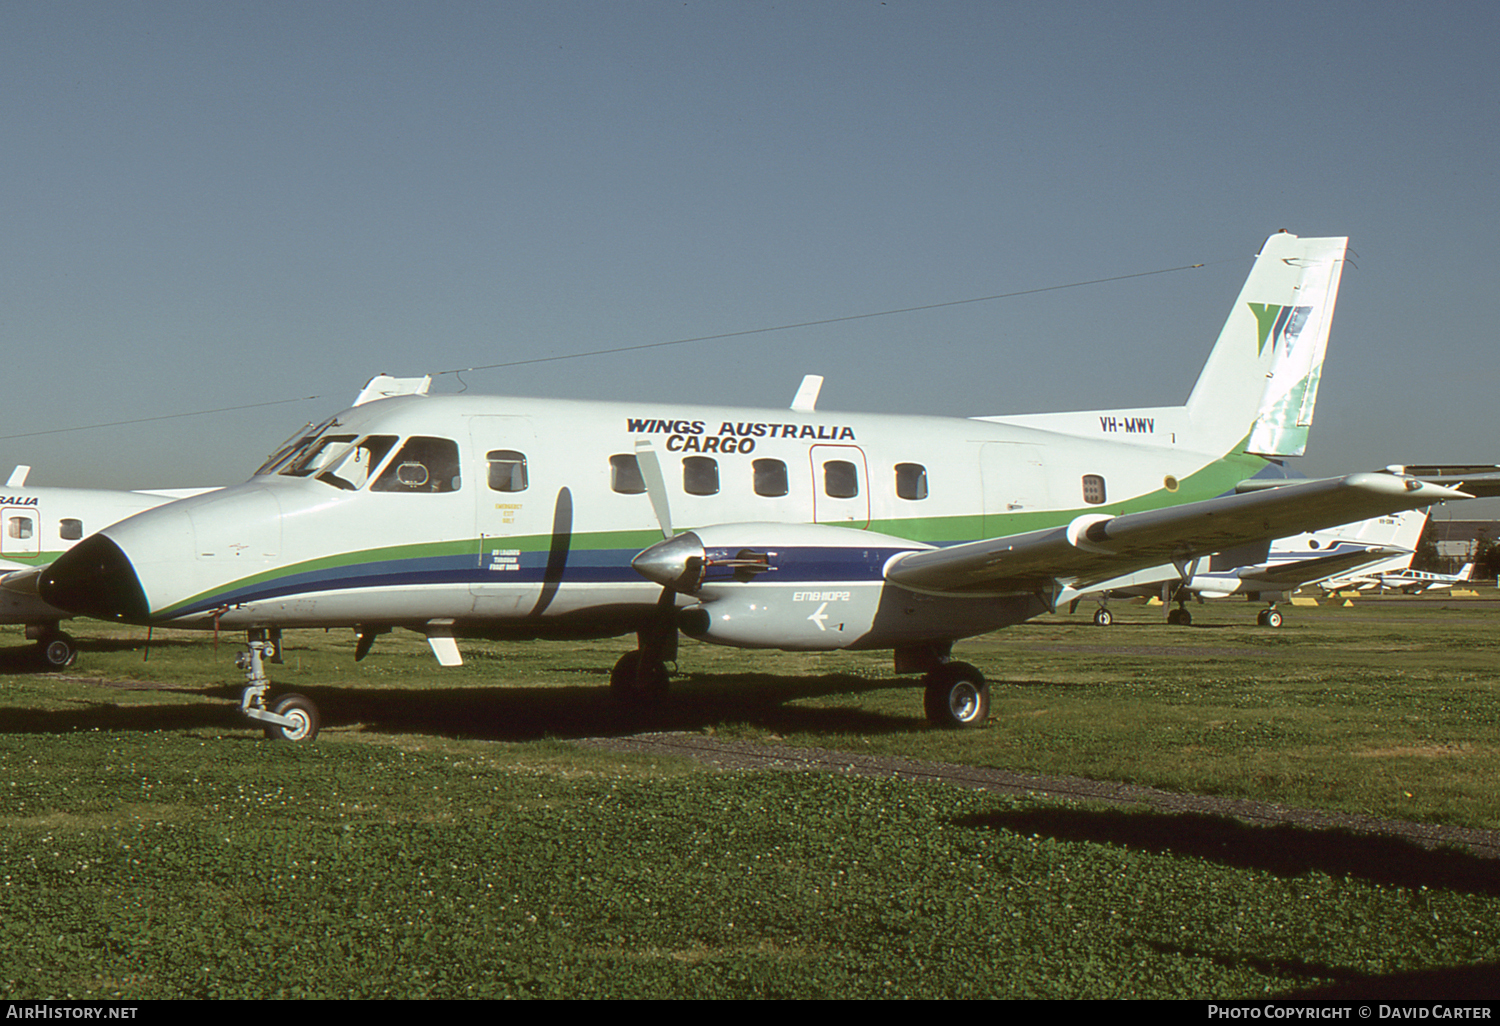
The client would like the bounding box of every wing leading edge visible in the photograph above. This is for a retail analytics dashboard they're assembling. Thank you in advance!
[883,473,1466,598]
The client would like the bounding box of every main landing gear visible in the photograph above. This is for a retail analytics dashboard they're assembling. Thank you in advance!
[27,625,78,669]
[236,628,321,742]
[921,661,990,729]
[610,619,677,703]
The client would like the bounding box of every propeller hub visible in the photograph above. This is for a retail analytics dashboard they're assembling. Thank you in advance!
[632,532,705,592]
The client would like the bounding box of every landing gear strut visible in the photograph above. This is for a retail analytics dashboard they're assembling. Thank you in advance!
[236,629,320,741]
[610,613,677,704]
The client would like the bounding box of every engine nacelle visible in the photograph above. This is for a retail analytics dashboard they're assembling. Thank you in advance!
[634,521,1046,651]
[677,583,885,650]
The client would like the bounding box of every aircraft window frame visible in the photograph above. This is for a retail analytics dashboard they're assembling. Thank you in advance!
[682,456,719,496]
[487,450,530,493]
[370,436,463,493]
[59,519,84,541]
[753,458,789,498]
[895,463,928,501]
[1082,474,1107,505]
[823,460,859,499]
[8,516,34,540]
[610,454,645,495]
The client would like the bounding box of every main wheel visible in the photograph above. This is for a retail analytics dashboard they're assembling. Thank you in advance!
[37,632,77,669]
[263,693,320,742]
[610,650,670,703]
[1093,607,1113,627]
[1264,608,1283,628]
[923,662,990,729]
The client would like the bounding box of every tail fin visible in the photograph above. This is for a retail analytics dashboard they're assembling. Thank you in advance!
[1185,232,1348,457]
[1459,562,1475,581]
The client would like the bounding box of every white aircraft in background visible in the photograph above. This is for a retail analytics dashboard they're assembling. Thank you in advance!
[36,232,1476,741]
[1356,561,1476,594]
[1075,507,1427,627]
[0,466,217,666]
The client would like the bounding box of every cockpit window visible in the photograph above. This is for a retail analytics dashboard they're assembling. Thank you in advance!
[371,437,462,493]
[280,435,358,478]
[316,435,398,491]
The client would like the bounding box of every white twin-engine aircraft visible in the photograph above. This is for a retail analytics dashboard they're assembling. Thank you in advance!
[0,465,217,667]
[36,232,1471,741]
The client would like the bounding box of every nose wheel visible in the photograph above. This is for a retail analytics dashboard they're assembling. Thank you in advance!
[236,630,321,742]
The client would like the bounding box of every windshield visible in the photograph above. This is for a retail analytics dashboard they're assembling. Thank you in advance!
[275,433,401,490]
[255,416,340,476]
[316,435,398,490]
[281,435,358,478]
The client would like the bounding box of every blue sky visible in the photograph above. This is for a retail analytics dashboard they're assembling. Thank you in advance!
[4,1,1497,517]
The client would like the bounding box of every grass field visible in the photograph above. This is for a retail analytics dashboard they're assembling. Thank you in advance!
[2,592,1499,998]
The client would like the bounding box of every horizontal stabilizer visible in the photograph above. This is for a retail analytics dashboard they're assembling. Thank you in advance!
[1236,546,1408,588]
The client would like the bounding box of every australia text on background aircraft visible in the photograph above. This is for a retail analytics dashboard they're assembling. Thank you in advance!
[36,232,1472,741]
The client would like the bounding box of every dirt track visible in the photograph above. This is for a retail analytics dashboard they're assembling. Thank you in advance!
[575,731,1500,861]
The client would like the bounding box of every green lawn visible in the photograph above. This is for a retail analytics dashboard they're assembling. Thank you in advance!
[2,593,1498,998]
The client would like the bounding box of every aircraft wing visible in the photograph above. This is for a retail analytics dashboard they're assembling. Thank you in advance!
[884,473,1466,597]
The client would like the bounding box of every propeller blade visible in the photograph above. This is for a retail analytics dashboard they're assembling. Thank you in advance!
[634,439,673,540]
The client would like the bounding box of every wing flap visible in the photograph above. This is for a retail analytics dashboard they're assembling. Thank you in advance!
[884,473,1465,596]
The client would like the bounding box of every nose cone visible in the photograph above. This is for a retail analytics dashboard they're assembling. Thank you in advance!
[631,531,705,592]
[38,534,151,623]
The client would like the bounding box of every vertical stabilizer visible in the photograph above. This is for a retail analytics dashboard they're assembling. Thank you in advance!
[1184,232,1348,457]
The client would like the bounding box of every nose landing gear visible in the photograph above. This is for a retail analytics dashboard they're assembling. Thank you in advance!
[236,628,321,742]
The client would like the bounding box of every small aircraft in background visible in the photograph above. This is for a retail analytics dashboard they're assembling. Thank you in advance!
[1354,561,1476,595]
[36,232,1478,741]
[0,466,217,666]
[1073,507,1427,627]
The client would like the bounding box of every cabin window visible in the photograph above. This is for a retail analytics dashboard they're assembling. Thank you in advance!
[59,519,83,541]
[610,454,645,494]
[823,460,859,499]
[371,437,462,493]
[8,517,33,540]
[487,450,529,493]
[753,458,788,498]
[895,463,928,501]
[1082,474,1107,505]
[683,456,719,496]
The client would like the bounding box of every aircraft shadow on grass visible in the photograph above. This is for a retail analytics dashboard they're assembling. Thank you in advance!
[0,670,921,741]
[957,806,1500,997]
[0,636,208,673]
